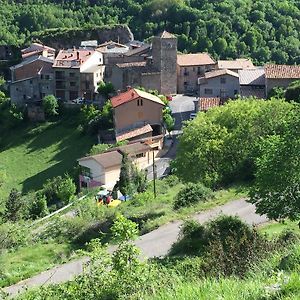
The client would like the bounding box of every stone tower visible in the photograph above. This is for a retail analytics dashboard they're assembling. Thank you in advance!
[152,31,177,95]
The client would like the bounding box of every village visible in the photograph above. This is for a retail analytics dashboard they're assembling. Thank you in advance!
[4,30,300,198]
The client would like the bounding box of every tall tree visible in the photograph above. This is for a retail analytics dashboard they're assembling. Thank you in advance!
[118,152,133,200]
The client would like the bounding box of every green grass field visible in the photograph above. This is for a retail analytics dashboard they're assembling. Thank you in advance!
[0,114,95,202]
[0,242,77,287]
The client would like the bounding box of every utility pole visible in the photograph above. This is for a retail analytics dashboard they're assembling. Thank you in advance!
[152,150,156,198]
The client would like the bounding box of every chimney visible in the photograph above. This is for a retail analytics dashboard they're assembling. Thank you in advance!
[77,51,80,60]
[117,90,121,95]
[126,85,132,91]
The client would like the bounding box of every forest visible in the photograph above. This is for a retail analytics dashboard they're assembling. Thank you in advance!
[0,0,299,64]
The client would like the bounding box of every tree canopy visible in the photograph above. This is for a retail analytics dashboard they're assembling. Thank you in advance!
[0,0,300,65]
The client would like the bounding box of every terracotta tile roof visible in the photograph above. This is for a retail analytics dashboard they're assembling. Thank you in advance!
[21,43,55,59]
[177,53,215,66]
[240,86,266,99]
[199,97,221,111]
[115,141,152,154]
[111,88,165,108]
[265,64,300,79]
[53,49,95,68]
[218,59,254,70]
[116,61,147,68]
[116,124,153,142]
[201,69,239,79]
[239,68,265,85]
[78,150,122,168]
[123,45,151,57]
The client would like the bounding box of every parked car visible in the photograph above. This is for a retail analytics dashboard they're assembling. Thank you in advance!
[190,113,197,120]
[72,97,84,104]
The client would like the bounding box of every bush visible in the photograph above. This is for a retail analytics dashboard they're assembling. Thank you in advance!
[42,95,58,117]
[174,182,212,209]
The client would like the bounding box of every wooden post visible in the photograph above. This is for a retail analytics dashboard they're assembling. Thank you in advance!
[152,150,156,198]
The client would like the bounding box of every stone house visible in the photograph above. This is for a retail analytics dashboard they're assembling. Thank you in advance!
[177,53,216,94]
[53,49,104,102]
[21,43,56,61]
[198,69,239,100]
[239,67,265,98]
[265,64,300,96]
[96,41,129,65]
[111,88,165,141]
[107,31,177,95]
[217,59,254,73]
[78,141,155,190]
[10,55,54,105]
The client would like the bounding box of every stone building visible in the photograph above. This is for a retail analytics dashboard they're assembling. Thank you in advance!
[10,55,54,105]
[239,67,265,98]
[198,69,239,100]
[53,48,104,102]
[107,31,177,95]
[217,59,254,73]
[265,64,300,96]
[177,53,216,94]
[21,43,56,61]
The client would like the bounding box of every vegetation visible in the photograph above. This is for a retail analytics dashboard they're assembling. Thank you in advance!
[173,99,297,188]
[0,1,300,65]
[42,95,58,117]
[97,81,115,99]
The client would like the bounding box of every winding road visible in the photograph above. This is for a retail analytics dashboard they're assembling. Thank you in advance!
[3,198,267,298]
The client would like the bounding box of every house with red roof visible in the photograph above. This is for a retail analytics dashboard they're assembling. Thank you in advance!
[265,64,300,95]
[53,48,104,102]
[177,53,216,94]
[111,88,165,142]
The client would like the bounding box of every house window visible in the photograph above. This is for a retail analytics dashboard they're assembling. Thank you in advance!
[184,81,188,86]
[204,88,213,95]
[23,94,26,99]
[29,80,32,84]
[40,74,44,79]
[45,75,50,80]
[197,67,201,75]
[70,81,76,87]
[69,72,75,77]
[81,166,91,177]
[220,77,226,84]
[136,153,146,158]
[137,99,143,106]
[16,87,18,91]
[234,89,238,95]
[184,68,189,76]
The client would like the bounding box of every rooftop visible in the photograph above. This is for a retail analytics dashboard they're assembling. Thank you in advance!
[218,59,254,70]
[10,55,53,71]
[111,88,165,108]
[265,64,300,79]
[116,124,153,142]
[157,31,175,39]
[199,97,221,111]
[116,61,147,68]
[201,69,239,80]
[177,53,215,66]
[53,49,95,68]
[239,68,265,85]
[21,43,55,59]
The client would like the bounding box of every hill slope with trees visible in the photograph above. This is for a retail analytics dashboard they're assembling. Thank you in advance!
[0,0,299,64]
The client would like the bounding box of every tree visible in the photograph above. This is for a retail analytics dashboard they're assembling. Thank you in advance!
[56,175,76,205]
[118,153,133,200]
[163,113,175,134]
[97,81,115,99]
[4,188,27,222]
[42,95,58,117]
[89,143,110,155]
[285,80,300,103]
[249,108,300,222]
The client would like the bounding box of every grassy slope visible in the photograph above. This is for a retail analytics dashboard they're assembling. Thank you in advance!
[0,242,76,287]
[0,114,95,202]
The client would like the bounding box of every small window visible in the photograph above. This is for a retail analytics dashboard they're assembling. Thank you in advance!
[234,89,238,95]
[204,89,213,95]
[29,80,32,84]
[69,72,75,77]
[45,75,50,80]
[220,77,226,84]
[136,153,146,158]
[137,99,143,106]
[40,74,44,79]
[23,94,26,99]
[16,87,18,91]
[184,81,188,86]
[70,82,76,87]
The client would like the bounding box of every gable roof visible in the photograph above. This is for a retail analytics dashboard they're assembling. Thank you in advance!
[218,59,254,70]
[201,69,239,80]
[111,88,165,108]
[199,97,221,111]
[116,124,153,142]
[21,43,55,59]
[239,68,265,85]
[158,31,175,39]
[10,55,53,71]
[265,64,300,79]
[123,44,151,57]
[177,53,215,66]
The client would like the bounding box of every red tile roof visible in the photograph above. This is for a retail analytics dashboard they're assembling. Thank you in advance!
[201,69,239,79]
[218,59,254,70]
[116,124,153,142]
[177,53,215,66]
[265,64,300,79]
[110,88,165,108]
[53,49,95,68]
[199,97,221,111]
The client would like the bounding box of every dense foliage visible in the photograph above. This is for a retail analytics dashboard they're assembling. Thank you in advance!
[249,105,300,222]
[0,0,300,64]
[173,99,296,187]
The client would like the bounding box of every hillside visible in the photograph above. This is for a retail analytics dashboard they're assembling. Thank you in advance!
[0,0,299,64]
[0,112,95,204]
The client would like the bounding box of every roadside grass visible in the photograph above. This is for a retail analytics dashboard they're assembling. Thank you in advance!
[258,220,299,237]
[0,242,77,288]
[0,112,95,205]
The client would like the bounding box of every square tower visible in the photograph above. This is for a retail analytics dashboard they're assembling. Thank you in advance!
[152,31,177,95]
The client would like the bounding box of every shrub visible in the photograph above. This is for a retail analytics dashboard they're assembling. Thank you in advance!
[42,95,58,117]
[174,182,212,209]
[25,193,49,220]
[88,143,110,155]
[162,175,180,187]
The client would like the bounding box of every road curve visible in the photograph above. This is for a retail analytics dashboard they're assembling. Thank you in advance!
[3,199,267,298]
